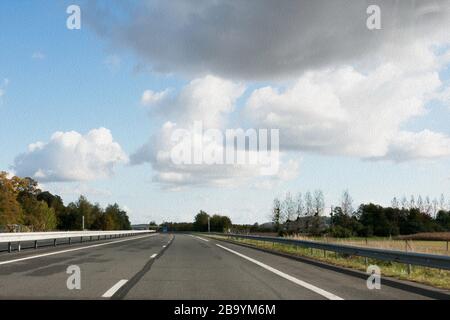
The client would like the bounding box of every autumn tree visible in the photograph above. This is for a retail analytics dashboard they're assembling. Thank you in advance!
[17,190,56,231]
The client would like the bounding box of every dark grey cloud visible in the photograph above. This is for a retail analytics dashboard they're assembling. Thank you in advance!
[84,0,450,80]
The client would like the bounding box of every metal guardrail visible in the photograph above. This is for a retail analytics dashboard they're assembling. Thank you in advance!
[0,230,156,253]
[209,233,450,270]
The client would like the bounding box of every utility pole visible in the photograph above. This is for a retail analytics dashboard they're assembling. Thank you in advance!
[208,216,210,233]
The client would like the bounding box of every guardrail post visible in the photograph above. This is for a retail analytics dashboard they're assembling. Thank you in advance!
[69,237,72,245]
[34,240,38,249]
[18,242,21,252]
[54,239,57,247]
[8,242,12,253]
[405,240,412,275]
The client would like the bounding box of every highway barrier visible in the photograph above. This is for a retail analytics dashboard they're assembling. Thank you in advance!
[0,230,156,253]
[207,233,450,271]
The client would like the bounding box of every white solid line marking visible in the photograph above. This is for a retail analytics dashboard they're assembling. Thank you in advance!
[150,253,157,259]
[192,235,209,242]
[216,244,344,300]
[102,280,128,298]
[0,234,157,266]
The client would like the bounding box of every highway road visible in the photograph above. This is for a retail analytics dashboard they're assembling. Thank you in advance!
[0,233,448,300]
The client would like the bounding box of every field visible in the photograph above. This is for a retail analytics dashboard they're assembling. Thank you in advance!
[396,232,450,241]
[289,234,450,256]
[209,234,450,290]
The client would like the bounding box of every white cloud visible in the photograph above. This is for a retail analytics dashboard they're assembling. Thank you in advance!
[131,75,298,188]
[86,0,450,80]
[32,52,46,60]
[140,75,245,128]
[121,205,132,213]
[435,82,450,108]
[141,89,170,105]
[376,130,450,162]
[140,121,297,189]
[13,128,128,182]
[244,42,450,161]
[133,50,450,188]
[91,1,450,185]
[252,158,301,189]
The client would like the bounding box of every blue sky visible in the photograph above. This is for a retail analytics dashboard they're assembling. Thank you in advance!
[1,1,449,224]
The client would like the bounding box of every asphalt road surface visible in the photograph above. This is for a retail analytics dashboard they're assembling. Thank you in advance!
[0,233,448,300]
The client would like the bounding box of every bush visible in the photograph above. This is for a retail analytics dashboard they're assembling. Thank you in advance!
[329,225,353,238]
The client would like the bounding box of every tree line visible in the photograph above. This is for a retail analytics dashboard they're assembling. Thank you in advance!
[272,190,450,237]
[161,210,232,232]
[0,172,131,232]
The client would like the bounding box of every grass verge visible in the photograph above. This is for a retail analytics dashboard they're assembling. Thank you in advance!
[209,235,450,290]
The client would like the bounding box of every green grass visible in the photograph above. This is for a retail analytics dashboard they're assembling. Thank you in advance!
[289,235,450,256]
[208,235,450,290]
